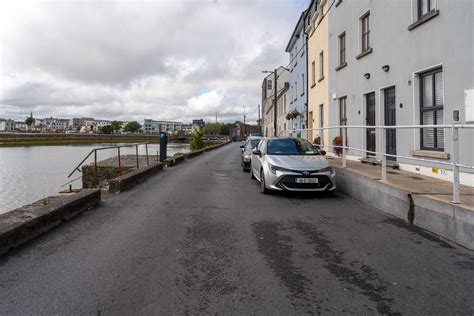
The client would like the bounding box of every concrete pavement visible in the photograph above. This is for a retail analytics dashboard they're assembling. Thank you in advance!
[0,143,473,314]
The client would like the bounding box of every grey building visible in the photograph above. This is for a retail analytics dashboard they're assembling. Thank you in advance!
[327,0,473,185]
[143,119,183,134]
[0,119,15,132]
[261,66,290,137]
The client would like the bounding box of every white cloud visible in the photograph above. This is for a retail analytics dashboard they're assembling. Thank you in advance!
[0,0,308,123]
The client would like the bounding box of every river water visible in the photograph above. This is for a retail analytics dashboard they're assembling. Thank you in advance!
[0,143,190,214]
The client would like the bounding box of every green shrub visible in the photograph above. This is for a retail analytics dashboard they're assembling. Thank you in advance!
[190,130,205,151]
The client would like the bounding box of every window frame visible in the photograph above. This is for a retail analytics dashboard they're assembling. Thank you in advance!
[361,12,370,52]
[420,67,444,151]
[311,61,316,86]
[339,97,347,138]
[339,32,346,66]
[301,74,305,96]
[418,0,432,19]
[294,82,298,101]
[267,80,272,91]
[319,50,324,81]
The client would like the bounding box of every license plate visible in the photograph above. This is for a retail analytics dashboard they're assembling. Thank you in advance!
[295,178,318,184]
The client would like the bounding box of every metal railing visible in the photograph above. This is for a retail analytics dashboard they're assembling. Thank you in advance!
[290,123,474,204]
[67,143,154,188]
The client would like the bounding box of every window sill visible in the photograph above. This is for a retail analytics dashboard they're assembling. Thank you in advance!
[356,48,373,60]
[410,150,449,160]
[318,76,325,82]
[408,10,440,31]
[335,0,342,7]
[311,83,316,89]
[300,92,305,97]
[335,62,347,71]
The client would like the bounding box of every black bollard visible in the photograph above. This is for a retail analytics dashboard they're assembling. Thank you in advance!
[159,132,168,162]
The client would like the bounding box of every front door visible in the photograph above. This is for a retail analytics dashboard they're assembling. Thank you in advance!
[384,87,397,160]
[366,93,376,156]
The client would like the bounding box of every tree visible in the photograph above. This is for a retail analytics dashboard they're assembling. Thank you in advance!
[190,130,205,150]
[123,121,141,133]
[201,123,230,135]
[110,120,122,132]
[25,112,35,129]
[221,123,232,136]
[101,125,114,134]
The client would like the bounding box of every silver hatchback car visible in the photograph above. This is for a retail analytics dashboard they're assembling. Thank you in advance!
[250,137,336,194]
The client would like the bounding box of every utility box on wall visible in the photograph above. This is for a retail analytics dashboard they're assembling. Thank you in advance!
[466,88,474,123]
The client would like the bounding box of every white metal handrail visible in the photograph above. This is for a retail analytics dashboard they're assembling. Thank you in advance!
[289,123,474,204]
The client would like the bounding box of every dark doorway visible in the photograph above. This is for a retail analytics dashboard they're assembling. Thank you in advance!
[366,92,376,156]
[384,87,397,160]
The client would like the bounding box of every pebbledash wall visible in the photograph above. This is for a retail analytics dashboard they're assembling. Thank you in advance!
[327,0,474,186]
[286,10,308,140]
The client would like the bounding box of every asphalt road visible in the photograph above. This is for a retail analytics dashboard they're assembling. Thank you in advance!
[1,143,473,315]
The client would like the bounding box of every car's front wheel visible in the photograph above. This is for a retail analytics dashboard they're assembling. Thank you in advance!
[260,169,269,194]
[250,163,256,179]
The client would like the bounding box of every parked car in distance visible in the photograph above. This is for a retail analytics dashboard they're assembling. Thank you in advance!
[240,136,262,171]
[250,137,336,194]
[249,132,262,137]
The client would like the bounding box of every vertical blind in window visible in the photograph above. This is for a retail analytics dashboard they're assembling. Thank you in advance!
[421,68,444,150]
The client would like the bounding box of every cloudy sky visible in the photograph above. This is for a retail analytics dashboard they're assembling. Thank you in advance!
[0,0,308,124]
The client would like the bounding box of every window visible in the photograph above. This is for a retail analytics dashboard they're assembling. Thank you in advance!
[311,61,316,86]
[418,0,432,18]
[339,97,347,138]
[284,93,287,112]
[319,104,324,128]
[301,74,305,95]
[267,80,272,90]
[294,82,298,101]
[420,68,444,150]
[319,50,324,80]
[408,0,439,30]
[361,12,370,52]
[339,32,346,66]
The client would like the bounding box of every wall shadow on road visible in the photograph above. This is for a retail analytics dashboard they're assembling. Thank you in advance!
[266,190,345,201]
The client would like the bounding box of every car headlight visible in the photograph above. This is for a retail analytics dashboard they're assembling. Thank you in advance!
[268,163,292,174]
[244,154,251,161]
[318,166,336,176]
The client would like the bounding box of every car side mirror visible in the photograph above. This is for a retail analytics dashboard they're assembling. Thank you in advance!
[320,150,326,155]
[252,149,262,157]
[240,144,245,149]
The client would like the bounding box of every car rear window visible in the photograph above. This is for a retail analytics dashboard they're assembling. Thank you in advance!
[267,139,320,155]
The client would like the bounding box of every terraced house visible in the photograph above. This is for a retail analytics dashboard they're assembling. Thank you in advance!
[326,0,473,185]
[305,0,331,146]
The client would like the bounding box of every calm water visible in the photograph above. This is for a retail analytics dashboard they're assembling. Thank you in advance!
[0,143,190,214]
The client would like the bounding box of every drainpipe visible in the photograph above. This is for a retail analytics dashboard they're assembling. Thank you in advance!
[273,68,278,137]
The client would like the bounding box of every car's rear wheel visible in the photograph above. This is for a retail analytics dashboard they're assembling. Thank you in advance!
[260,169,269,194]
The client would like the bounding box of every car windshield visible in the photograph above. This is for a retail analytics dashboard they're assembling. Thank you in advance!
[246,139,261,150]
[267,138,320,155]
